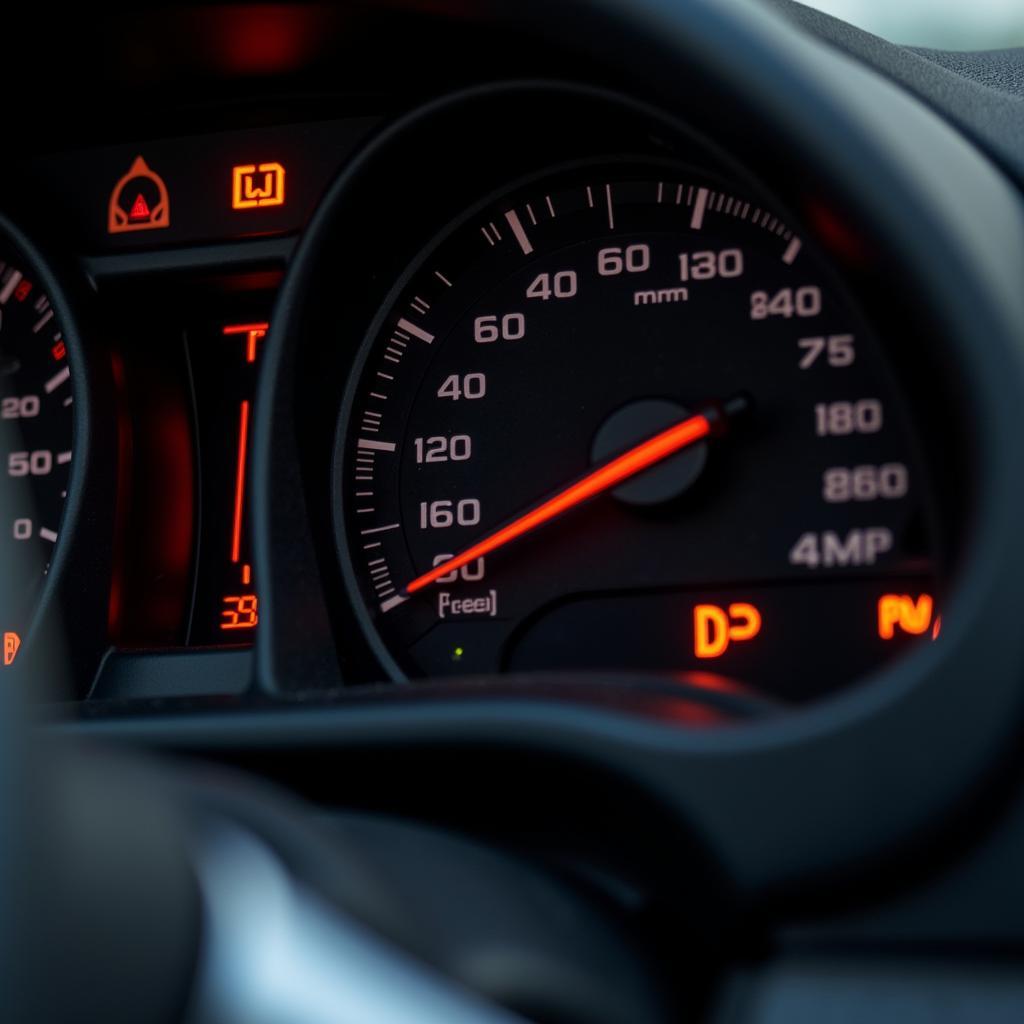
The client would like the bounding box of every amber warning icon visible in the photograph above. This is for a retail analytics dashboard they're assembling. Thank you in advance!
[3,631,20,667]
[108,156,170,234]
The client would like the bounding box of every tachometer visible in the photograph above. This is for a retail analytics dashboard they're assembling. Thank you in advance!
[336,163,940,700]
[0,226,76,638]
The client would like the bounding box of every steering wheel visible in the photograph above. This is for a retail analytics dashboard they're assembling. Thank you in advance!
[6,1,1024,1021]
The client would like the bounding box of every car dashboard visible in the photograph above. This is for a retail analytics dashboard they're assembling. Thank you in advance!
[4,2,1024,1021]
[3,4,988,702]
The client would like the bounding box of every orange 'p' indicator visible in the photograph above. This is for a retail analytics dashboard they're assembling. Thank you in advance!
[878,593,934,640]
[694,603,761,659]
[3,631,21,667]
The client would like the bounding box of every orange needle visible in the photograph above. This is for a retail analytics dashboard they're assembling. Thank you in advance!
[405,411,713,595]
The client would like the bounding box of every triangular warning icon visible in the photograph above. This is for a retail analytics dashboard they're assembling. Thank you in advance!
[129,193,151,220]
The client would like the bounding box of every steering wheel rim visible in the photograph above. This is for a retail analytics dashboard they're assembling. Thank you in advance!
[9,1,1024,1021]
[254,0,1024,893]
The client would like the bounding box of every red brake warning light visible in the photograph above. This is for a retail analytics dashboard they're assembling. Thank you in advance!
[108,156,171,234]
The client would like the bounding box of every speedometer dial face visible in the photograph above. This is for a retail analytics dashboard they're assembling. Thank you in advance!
[0,245,75,630]
[337,163,940,700]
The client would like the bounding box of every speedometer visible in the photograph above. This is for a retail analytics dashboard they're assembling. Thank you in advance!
[336,162,941,700]
[0,224,76,639]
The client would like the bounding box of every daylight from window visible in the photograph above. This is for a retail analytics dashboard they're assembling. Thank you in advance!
[801,0,1024,48]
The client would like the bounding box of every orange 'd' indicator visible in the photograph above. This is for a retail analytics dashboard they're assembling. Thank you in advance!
[878,593,934,640]
[693,603,762,659]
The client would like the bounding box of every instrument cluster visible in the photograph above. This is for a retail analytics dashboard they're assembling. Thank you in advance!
[7,3,1024,968]
[0,78,988,715]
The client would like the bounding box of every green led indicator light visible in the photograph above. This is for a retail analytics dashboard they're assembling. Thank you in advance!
[452,646,465,662]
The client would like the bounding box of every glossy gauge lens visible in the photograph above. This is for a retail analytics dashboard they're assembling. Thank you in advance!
[337,163,940,700]
[0,247,75,631]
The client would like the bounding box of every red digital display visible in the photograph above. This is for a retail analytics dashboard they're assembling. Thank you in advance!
[108,305,275,648]
[216,323,268,634]
[221,594,259,631]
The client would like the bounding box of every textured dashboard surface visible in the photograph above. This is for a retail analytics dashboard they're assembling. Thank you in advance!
[776,0,1024,181]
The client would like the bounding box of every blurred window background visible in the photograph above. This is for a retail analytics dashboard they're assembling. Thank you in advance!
[800,0,1024,48]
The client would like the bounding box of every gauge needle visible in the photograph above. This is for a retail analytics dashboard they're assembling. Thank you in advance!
[405,400,742,595]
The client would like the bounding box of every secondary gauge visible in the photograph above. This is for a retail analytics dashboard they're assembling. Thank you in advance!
[0,224,77,640]
[336,162,942,700]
